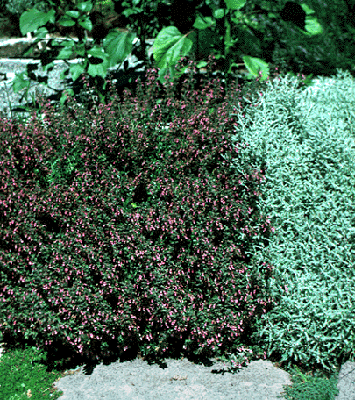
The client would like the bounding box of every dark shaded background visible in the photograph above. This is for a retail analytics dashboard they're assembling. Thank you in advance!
[0,0,354,118]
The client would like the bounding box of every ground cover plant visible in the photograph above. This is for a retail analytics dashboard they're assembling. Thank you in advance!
[223,66,355,399]
[0,53,352,400]
[0,53,290,398]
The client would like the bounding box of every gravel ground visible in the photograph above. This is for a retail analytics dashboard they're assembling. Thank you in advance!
[50,355,295,400]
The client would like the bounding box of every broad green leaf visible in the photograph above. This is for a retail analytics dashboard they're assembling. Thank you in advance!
[68,62,87,82]
[242,55,270,82]
[301,4,315,15]
[10,72,31,93]
[86,45,110,61]
[123,8,140,18]
[75,1,94,13]
[87,60,110,79]
[193,16,216,30]
[65,11,81,18]
[58,16,76,27]
[78,16,93,32]
[33,27,49,39]
[152,27,193,71]
[103,30,137,68]
[224,0,246,11]
[214,0,245,18]
[19,9,55,36]
[304,17,324,36]
[53,40,78,60]
[214,8,230,19]
[64,45,112,81]
[233,10,244,19]
[70,42,87,57]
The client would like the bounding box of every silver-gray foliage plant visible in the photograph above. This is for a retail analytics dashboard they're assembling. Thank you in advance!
[223,68,355,373]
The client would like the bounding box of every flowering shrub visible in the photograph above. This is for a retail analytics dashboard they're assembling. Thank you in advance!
[0,54,282,371]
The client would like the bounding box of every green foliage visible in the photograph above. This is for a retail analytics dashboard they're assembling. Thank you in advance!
[0,344,65,399]
[0,54,279,373]
[236,0,355,81]
[279,365,340,400]
[4,0,48,15]
[8,0,326,117]
[4,0,33,16]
